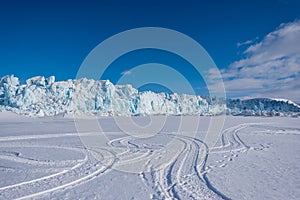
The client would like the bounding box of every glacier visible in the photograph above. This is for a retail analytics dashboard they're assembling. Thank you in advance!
[0,75,299,117]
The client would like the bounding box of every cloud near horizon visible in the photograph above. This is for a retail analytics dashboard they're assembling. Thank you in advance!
[212,20,300,102]
[121,70,132,76]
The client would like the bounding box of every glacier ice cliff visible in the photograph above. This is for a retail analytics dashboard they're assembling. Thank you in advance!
[0,75,299,117]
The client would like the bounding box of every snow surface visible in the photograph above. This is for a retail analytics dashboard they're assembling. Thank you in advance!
[0,75,299,117]
[0,113,299,199]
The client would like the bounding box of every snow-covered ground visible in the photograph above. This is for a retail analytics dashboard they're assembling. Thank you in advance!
[0,112,299,199]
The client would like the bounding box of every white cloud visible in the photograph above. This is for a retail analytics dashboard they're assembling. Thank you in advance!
[121,70,132,76]
[237,39,255,47]
[215,20,300,102]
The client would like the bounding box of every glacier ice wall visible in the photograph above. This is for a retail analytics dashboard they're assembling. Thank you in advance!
[0,75,299,117]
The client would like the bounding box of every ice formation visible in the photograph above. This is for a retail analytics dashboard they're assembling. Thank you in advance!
[0,75,299,117]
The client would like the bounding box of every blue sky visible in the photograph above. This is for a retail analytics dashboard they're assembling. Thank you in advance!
[0,0,299,101]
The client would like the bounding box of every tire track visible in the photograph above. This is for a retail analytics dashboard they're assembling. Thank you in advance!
[118,133,228,199]
[0,133,116,200]
[15,148,115,200]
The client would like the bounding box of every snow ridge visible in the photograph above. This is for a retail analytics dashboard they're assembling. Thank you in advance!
[0,75,299,117]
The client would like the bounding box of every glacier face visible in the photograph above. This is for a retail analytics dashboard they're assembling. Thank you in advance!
[0,75,299,117]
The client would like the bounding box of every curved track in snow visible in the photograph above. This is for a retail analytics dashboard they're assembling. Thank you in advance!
[0,133,115,200]
[107,133,228,199]
[1,121,299,199]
